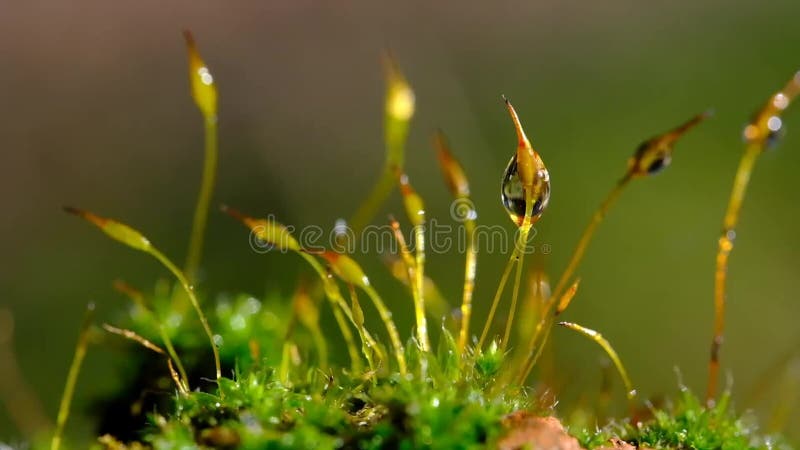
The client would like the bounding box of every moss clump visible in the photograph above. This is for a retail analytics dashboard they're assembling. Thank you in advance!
[575,387,789,450]
[101,303,538,449]
[25,32,797,450]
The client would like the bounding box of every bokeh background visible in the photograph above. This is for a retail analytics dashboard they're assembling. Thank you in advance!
[2,0,800,444]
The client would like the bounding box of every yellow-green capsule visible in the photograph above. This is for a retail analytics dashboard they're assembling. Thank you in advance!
[63,207,152,252]
[221,205,300,252]
[399,174,426,227]
[319,251,370,288]
[184,30,218,121]
[434,131,470,199]
[384,53,415,130]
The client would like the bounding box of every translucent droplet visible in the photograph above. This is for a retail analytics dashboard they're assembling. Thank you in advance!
[501,155,550,226]
[765,116,786,148]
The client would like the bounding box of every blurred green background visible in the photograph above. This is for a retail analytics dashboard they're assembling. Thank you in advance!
[2,0,800,443]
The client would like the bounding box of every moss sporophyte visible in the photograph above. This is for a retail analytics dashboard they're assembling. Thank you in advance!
[4,31,798,449]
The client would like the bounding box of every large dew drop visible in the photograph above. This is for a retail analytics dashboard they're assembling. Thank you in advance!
[501,154,551,226]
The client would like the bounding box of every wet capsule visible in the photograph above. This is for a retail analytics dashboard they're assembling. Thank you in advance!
[500,98,551,227]
[627,111,711,178]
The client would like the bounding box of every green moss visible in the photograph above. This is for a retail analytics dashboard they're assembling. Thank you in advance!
[573,387,790,450]
[39,33,799,450]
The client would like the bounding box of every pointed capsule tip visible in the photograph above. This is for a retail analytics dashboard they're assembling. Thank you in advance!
[63,206,82,216]
[63,206,105,226]
[183,30,197,49]
[220,204,246,222]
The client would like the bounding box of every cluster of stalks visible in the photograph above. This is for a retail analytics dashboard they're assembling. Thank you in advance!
[6,30,795,449]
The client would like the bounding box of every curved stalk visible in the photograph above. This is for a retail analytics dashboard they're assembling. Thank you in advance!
[707,144,759,402]
[151,249,221,380]
[477,249,517,351]
[557,321,637,412]
[707,71,799,403]
[363,284,408,375]
[51,304,95,450]
[185,117,218,281]
[501,194,535,353]
[459,219,478,353]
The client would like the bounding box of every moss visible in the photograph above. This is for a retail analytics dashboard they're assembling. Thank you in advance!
[34,33,799,450]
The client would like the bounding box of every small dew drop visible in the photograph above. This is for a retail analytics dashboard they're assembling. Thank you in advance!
[198,67,213,85]
[333,218,348,238]
[213,334,224,347]
[230,314,246,331]
[767,116,783,132]
[773,93,789,110]
[244,297,261,314]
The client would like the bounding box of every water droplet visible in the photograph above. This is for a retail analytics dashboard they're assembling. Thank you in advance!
[501,155,550,226]
[230,314,246,331]
[244,297,261,314]
[765,116,786,148]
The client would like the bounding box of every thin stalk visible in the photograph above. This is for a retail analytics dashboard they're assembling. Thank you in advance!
[707,143,760,403]
[113,280,189,387]
[433,131,477,354]
[412,224,430,351]
[347,284,378,372]
[102,324,188,394]
[279,341,296,385]
[502,231,528,352]
[330,305,361,373]
[391,217,429,353]
[157,326,189,388]
[299,252,378,369]
[51,304,95,450]
[557,321,637,412]
[517,176,631,381]
[501,194,535,352]
[458,219,478,354]
[184,117,218,282]
[476,247,518,351]
[151,249,221,380]
[363,284,408,375]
